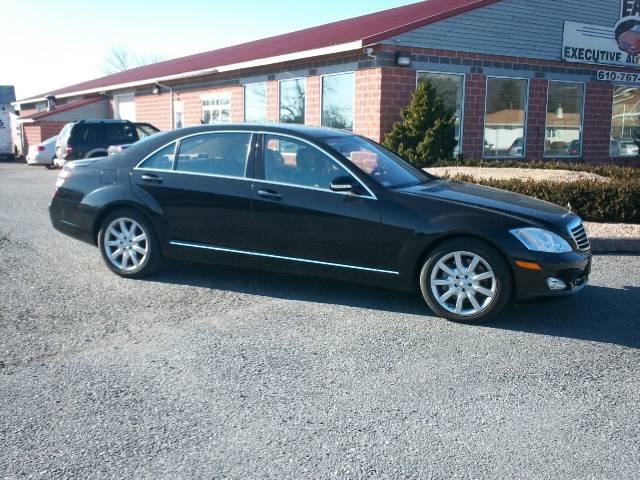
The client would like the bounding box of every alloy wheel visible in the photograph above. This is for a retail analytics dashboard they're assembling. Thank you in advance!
[103,218,149,272]
[430,251,497,317]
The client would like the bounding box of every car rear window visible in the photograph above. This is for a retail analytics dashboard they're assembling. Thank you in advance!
[71,123,138,143]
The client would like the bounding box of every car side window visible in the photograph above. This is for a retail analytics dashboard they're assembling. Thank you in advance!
[263,135,350,190]
[176,133,251,177]
[138,142,176,171]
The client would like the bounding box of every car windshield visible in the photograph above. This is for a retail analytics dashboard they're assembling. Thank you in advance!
[324,135,432,189]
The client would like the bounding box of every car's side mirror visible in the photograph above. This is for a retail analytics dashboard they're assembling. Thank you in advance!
[330,175,357,193]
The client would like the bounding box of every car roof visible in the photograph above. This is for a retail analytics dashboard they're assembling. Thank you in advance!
[170,123,355,138]
[73,119,133,125]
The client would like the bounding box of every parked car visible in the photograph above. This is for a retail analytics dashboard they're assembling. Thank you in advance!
[508,137,524,157]
[568,139,581,156]
[107,124,160,156]
[50,125,592,324]
[26,136,57,166]
[55,120,159,165]
[610,138,639,157]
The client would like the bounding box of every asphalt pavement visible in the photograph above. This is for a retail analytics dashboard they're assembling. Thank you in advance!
[1,162,639,479]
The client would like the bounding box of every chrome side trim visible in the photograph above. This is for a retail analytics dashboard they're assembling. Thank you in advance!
[169,241,399,275]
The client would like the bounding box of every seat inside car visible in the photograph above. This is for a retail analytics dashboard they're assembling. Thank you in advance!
[295,148,332,188]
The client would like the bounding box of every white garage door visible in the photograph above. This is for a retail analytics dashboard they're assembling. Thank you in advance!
[114,94,136,122]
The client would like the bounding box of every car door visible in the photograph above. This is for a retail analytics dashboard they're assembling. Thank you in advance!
[249,133,385,272]
[131,131,255,250]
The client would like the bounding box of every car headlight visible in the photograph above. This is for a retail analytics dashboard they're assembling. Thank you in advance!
[510,228,573,253]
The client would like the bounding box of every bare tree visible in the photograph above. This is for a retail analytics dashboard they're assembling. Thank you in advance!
[103,46,165,74]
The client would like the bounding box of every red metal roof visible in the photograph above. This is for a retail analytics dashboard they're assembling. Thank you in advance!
[23,0,499,101]
[21,96,107,121]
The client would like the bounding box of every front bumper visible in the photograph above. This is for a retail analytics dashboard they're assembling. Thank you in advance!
[509,249,592,300]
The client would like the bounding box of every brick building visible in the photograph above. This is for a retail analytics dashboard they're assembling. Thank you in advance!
[13,0,640,165]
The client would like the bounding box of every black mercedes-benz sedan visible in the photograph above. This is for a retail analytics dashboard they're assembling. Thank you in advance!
[50,124,591,323]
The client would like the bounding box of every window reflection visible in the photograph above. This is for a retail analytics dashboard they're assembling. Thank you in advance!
[244,83,266,123]
[545,82,584,157]
[321,73,354,131]
[280,79,306,124]
[610,87,640,157]
[484,78,528,158]
[417,72,464,154]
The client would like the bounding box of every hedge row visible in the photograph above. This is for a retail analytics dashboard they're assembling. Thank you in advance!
[449,174,640,224]
[431,159,640,181]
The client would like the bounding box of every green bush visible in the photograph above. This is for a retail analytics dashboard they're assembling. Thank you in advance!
[382,78,456,168]
[450,175,640,224]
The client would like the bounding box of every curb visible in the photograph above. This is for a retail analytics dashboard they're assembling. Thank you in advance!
[590,238,640,254]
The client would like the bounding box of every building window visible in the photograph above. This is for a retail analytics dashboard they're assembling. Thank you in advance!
[321,72,354,131]
[279,78,306,124]
[417,72,464,154]
[35,102,47,112]
[545,82,584,157]
[610,87,640,157]
[484,78,529,158]
[202,95,230,124]
[244,83,266,123]
[174,101,184,129]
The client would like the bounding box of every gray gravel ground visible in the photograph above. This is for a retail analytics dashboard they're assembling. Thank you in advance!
[1,162,639,479]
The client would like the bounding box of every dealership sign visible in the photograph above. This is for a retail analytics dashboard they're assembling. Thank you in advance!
[563,21,640,68]
[622,0,640,17]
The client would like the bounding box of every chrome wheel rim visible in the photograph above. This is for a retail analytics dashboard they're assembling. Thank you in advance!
[103,218,149,272]
[430,251,497,317]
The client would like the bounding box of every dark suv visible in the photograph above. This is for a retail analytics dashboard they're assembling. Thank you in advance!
[55,120,159,163]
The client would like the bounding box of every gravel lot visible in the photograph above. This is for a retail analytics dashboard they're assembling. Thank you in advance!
[426,166,610,183]
[1,162,639,479]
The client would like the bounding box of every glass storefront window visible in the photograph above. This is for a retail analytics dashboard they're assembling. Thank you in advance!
[321,73,354,131]
[244,83,266,123]
[610,87,640,157]
[545,82,584,157]
[417,72,464,154]
[279,78,306,124]
[484,78,528,158]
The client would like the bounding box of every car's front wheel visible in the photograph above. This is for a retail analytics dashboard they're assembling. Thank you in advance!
[98,209,161,278]
[420,238,512,323]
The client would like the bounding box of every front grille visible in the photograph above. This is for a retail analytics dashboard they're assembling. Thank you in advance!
[569,222,591,252]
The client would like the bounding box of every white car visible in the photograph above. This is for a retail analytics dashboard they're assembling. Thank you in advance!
[27,136,58,166]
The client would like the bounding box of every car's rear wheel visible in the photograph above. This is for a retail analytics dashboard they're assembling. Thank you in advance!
[419,238,512,323]
[98,209,161,278]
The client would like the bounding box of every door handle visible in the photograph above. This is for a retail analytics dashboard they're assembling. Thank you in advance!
[141,174,163,184]
[257,189,282,201]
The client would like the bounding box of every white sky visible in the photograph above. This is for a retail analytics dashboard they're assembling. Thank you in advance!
[1,0,414,100]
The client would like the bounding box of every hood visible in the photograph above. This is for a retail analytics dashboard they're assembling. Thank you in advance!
[398,179,574,224]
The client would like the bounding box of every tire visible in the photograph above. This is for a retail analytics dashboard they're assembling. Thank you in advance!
[97,208,162,278]
[419,238,512,324]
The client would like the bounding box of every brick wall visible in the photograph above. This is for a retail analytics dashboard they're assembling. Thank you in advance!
[305,76,321,126]
[355,69,383,141]
[22,124,40,151]
[461,73,486,159]
[136,85,244,130]
[21,121,66,151]
[266,81,279,123]
[136,92,172,131]
[40,121,67,141]
[379,68,416,142]
[525,79,549,162]
[582,82,614,165]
